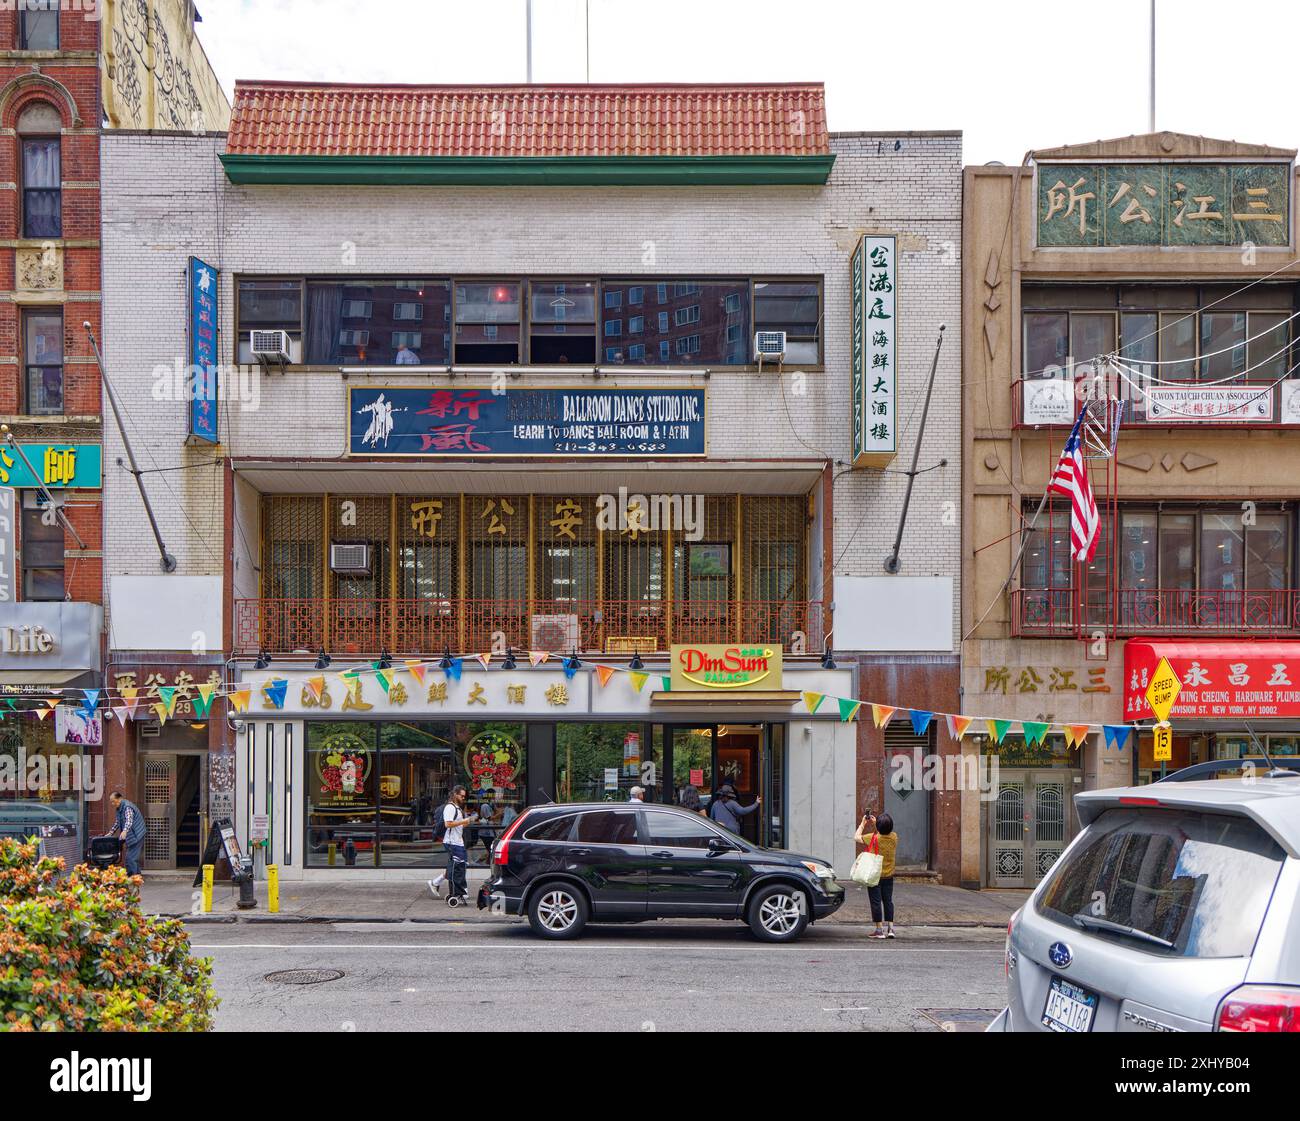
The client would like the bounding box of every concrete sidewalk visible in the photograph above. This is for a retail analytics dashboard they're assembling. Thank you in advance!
[141,872,1028,928]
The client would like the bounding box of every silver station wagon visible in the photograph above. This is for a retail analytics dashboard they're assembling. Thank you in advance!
[989,774,1300,1032]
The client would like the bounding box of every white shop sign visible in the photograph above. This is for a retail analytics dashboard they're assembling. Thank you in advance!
[1022,374,1075,426]
[1145,385,1273,422]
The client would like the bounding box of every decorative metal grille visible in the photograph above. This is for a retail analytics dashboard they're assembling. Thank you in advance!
[994,784,1024,841]
[1034,783,1066,842]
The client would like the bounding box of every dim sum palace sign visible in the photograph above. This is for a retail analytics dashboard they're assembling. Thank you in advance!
[1036,162,1291,248]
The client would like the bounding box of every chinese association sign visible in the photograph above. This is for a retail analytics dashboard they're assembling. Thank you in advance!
[1125,641,1300,719]
[349,387,706,457]
[187,256,219,444]
[851,234,897,467]
[1037,163,1291,248]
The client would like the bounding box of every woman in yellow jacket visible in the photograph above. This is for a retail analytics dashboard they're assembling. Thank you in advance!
[854,812,898,939]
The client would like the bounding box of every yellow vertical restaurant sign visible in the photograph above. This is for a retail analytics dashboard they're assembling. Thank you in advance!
[1145,657,1182,723]
[670,645,783,691]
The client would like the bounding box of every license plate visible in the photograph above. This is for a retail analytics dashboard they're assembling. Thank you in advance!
[1041,976,1097,1033]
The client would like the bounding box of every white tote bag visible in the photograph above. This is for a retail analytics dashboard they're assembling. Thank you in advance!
[850,833,882,887]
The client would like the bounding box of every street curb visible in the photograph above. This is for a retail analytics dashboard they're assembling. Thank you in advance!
[165,912,1009,929]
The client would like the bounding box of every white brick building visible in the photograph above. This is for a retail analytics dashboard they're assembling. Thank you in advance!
[101,83,962,883]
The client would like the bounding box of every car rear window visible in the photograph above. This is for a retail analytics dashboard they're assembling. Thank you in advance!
[1036,806,1286,958]
[523,814,576,842]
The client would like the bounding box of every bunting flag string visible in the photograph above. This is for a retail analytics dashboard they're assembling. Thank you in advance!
[0,648,1140,758]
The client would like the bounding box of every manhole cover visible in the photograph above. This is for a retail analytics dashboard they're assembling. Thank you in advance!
[264,968,344,985]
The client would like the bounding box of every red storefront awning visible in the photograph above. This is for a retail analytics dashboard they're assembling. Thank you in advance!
[1124,641,1300,721]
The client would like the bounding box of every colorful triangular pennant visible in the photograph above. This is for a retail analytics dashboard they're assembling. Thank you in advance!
[871,704,895,729]
[628,671,648,694]
[1103,725,1131,751]
[474,653,492,671]
[595,665,616,688]
[909,710,933,736]
[802,691,826,714]
[986,719,1012,744]
[945,714,973,739]
[1022,720,1050,746]
[838,698,862,723]
[404,659,427,685]
[193,683,215,718]
[229,688,251,713]
[1064,724,1091,749]
[528,651,550,667]
[263,679,288,709]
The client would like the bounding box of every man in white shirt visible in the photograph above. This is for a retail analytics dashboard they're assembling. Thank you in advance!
[439,785,478,903]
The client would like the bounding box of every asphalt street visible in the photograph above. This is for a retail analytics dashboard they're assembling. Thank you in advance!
[192,920,1007,1032]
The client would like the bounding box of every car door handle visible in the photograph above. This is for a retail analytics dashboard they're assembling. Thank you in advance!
[569,848,592,857]
[651,850,674,859]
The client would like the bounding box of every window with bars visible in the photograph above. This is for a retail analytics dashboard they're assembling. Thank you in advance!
[257,492,811,651]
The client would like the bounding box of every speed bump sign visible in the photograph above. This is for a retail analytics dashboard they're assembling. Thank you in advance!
[1145,657,1182,723]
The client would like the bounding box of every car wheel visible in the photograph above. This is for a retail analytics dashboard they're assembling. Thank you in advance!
[747,883,809,942]
[527,882,589,939]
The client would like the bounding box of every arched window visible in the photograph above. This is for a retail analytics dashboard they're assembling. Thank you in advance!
[17,102,61,238]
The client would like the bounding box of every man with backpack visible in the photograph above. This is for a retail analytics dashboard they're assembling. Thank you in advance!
[429,785,478,905]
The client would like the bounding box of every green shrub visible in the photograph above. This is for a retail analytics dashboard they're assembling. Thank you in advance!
[0,837,218,1031]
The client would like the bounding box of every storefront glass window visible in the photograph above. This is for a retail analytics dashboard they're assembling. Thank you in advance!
[555,722,645,802]
[305,719,526,867]
[0,720,83,862]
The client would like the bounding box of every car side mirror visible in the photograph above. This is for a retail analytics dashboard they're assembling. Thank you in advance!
[707,837,733,854]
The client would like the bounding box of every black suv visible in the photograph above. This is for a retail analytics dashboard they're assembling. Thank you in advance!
[480,802,844,941]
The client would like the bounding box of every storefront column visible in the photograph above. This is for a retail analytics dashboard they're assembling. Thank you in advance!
[527,724,554,806]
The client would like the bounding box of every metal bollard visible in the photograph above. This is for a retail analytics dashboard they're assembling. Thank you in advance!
[202,864,214,913]
[268,863,279,913]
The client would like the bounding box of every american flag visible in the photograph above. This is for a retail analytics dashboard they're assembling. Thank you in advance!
[1048,406,1099,563]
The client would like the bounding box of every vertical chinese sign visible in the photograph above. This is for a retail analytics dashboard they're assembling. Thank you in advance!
[852,235,898,467]
[187,256,219,444]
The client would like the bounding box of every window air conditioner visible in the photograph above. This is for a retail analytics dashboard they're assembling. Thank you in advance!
[250,329,293,366]
[531,614,580,653]
[754,330,787,364]
[330,543,371,574]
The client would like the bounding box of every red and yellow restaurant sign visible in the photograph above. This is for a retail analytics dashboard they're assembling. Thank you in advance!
[670,644,783,691]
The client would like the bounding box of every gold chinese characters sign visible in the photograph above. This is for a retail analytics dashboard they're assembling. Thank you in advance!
[669,645,782,691]
[1037,163,1290,248]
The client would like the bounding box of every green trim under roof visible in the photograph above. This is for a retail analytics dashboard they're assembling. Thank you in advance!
[219,153,836,186]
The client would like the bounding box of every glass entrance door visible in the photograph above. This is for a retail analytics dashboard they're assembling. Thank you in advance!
[661,724,766,844]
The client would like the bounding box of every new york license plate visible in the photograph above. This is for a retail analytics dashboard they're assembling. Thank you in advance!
[1041,976,1097,1032]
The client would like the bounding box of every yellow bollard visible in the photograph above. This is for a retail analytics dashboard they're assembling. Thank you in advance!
[268,863,280,913]
[202,864,214,913]
[327,841,336,867]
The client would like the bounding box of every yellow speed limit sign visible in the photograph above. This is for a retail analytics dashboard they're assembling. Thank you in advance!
[1153,723,1173,763]
[1145,657,1182,723]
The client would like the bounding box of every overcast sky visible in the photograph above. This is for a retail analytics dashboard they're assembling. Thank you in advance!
[198,0,1299,166]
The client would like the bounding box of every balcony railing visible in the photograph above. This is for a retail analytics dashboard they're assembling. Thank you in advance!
[234,598,825,657]
[1013,587,1300,638]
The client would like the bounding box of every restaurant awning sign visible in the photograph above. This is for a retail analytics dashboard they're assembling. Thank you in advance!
[851,235,898,468]
[670,644,782,691]
[349,386,706,458]
[1126,641,1300,719]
